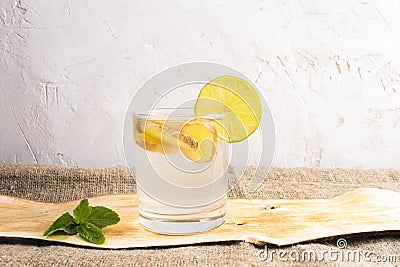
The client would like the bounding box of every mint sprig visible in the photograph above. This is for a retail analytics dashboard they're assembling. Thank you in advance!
[43,199,120,245]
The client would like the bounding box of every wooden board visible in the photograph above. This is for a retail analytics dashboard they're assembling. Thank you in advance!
[1,188,400,249]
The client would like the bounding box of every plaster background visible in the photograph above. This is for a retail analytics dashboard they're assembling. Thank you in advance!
[1,0,400,168]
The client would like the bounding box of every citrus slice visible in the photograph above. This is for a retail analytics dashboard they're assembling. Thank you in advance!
[194,75,262,142]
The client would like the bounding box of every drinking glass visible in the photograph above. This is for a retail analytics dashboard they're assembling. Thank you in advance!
[132,108,230,234]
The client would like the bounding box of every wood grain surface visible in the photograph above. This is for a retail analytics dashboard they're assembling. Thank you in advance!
[1,188,400,249]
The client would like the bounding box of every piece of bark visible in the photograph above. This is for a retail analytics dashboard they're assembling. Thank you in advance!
[1,188,399,248]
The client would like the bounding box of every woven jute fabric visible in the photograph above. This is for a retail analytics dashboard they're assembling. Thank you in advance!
[1,163,400,266]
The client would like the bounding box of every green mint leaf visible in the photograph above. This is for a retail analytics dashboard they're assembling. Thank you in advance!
[73,199,92,224]
[61,224,78,235]
[87,206,120,228]
[43,212,74,236]
[77,222,105,245]
[44,199,120,245]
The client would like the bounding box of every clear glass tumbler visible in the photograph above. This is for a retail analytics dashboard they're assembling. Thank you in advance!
[132,108,230,234]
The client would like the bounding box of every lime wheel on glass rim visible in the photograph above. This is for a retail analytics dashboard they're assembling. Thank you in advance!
[195,75,262,143]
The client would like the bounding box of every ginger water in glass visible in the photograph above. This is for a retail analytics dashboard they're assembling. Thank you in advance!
[132,108,230,234]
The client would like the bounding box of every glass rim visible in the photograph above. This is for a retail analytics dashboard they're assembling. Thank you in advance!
[133,107,230,120]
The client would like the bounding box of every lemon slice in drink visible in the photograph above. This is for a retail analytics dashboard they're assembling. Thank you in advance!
[194,75,262,142]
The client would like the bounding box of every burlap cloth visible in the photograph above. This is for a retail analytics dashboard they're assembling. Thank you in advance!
[1,163,400,266]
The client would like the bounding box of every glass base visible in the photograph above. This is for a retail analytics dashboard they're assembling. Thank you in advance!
[139,212,226,235]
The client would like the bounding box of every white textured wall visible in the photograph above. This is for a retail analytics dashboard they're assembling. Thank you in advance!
[1,0,400,168]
